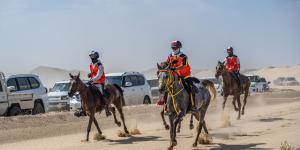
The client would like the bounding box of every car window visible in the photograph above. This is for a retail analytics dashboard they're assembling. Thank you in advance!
[123,76,131,86]
[0,81,3,92]
[137,76,145,85]
[52,83,70,92]
[17,77,31,91]
[106,76,122,87]
[7,78,18,91]
[130,75,139,86]
[28,77,40,89]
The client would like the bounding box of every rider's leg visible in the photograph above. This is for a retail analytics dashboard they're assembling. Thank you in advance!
[184,77,198,112]
[96,84,111,117]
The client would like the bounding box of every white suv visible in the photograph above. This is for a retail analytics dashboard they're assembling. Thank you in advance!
[106,72,152,106]
[48,81,71,111]
[5,74,48,114]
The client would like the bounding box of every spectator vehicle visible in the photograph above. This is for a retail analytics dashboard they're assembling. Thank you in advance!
[106,72,153,106]
[274,77,299,86]
[47,81,71,111]
[0,72,48,116]
[247,75,270,92]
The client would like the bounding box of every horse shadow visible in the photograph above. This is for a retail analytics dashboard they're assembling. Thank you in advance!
[107,135,165,145]
[193,143,268,150]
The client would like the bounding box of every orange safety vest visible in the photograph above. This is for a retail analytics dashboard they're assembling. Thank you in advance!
[226,55,239,72]
[90,62,106,84]
[167,53,191,78]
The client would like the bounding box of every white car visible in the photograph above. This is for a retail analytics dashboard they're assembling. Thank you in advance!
[4,73,48,114]
[106,72,153,106]
[247,75,270,92]
[48,81,71,111]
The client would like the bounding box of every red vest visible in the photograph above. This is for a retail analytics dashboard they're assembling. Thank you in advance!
[90,63,106,84]
[167,53,191,78]
[226,55,239,72]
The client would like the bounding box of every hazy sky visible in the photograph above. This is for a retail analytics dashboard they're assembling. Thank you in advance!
[0,0,299,74]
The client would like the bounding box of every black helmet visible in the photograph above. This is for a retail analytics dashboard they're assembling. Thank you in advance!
[171,40,182,49]
[227,46,233,52]
[89,51,99,59]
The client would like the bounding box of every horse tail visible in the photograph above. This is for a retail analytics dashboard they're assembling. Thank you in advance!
[202,80,217,101]
[112,84,126,106]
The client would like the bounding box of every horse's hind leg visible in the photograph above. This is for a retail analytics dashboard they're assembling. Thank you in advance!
[189,114,194,130]
[242,90,249,115]
[193,112,203,147]
[110,107,121,127]
[116,106,129,134]
[232,96,239,111]
[176,120,181,133]
[161,109,170,130]
[236,95,242,120]
[222,95,228,110]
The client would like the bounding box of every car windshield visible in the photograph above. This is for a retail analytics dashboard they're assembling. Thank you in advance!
[51,83,70,92]
[260,78,266,82]
[286,77,296,81]
[106,76,122,87]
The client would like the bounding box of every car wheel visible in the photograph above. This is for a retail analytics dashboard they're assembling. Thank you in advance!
[32,102,45,115]
[9,106,21,116]
[143,96,151,104]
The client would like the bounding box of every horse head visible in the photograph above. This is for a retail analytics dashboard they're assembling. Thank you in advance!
[215,61,226,79]
[157,62,174,94]
[68,72,82,97]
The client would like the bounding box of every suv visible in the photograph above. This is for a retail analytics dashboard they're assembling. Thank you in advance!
[47,81,71,111]
[106,72,152,106]
[247,75,270,92]
[5,74,48,114]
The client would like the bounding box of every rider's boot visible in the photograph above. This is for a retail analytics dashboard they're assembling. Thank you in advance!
[190,85,198,113]
[74,108,87,117]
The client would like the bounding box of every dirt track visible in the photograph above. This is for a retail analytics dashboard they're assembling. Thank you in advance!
[0,90,300,150]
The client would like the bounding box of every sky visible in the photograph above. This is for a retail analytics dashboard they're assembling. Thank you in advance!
[0,0,299,74]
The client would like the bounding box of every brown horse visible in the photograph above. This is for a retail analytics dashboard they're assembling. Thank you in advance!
[215,61,251,120]
[68,73,129,141]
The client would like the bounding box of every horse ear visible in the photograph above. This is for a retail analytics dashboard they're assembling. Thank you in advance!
[78,72,80,78]
[157,63,161,70]
[69,73,74,78]
[218,61,221,64]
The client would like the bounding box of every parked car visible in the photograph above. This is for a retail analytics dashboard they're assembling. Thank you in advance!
[247,75,270,92]
[147,78,160,102]
[274,77,299,86]
[200,77,223,96]
[0,72,48,116]
[106,72,153,106]
[47,81,71,111]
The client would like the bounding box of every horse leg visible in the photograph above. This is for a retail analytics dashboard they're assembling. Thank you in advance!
[222,95,228,110]
[193,112,203,147]
[161,109,170,130]
[116,106,129,134]
[236,95,242,120]
[110,107,121,127]
[189,114,194,130]
[84,114,93,142]
[176,120,181,133]
[242,90,249,115]
[168,115,175,150]
[232,96,239,111]
[203,120,209,134]
[92,115,103,135]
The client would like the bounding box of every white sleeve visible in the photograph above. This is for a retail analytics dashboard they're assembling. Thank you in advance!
[91,64,104,82]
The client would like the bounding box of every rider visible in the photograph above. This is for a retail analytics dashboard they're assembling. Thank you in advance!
[88,51,111,117]
[166,40,198,113]
[224,46,241,88]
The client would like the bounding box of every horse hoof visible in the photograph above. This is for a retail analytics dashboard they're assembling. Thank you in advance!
[93,133,106,141]
[117,122,121,127]
[234,108,239,112]
[81,139,88,143]
[176,129,180,133]
[165,125,170,130]
[167,146,173,150]
[189,124,194,130]
[192,143,197,147]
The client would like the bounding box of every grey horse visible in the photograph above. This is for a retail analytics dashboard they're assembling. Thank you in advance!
[157,64,216,149]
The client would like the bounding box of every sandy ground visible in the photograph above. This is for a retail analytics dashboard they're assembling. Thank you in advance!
[0,90,300,150]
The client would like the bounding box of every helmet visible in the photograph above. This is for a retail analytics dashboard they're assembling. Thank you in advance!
[171,40,182,49]
[227,46,233,52]
[89,51,99,59]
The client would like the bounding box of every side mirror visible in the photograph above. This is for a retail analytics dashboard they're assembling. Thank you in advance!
[125,82,133,87]
[7,86,16,92]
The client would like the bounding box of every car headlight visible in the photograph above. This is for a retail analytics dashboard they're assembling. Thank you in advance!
[61,95,69,100]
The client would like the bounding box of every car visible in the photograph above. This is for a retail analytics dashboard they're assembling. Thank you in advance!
[47,81,71,111]
[247,75,270,92]
[70,92,81,111]
[273,77,285,86]
[274,77,299,86]
[106,72,153,106]
[2,73,48,115]
[147,78,160,102]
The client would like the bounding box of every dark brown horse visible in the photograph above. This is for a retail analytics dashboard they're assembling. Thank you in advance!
[68,73,129,141]
[215,61,251,120]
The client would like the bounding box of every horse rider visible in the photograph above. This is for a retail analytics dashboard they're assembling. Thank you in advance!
[166,40,198,113]
[224,46,242,88]
[88,51,111,116]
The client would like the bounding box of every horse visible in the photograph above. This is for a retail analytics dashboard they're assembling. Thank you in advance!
[68,73,129,142]
[215,61,251,120]
[157,64,216,149]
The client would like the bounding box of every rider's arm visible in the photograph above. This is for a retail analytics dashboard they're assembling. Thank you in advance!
[91,64,104,82]
[174,55,187,70]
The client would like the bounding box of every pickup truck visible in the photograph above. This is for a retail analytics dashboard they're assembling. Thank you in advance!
[0,72,35,116]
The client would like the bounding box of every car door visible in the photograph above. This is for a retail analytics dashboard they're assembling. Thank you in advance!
[14,77,34,109]
[0,72,8,115]
[137,75,147,103]
[122,75,137,105]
